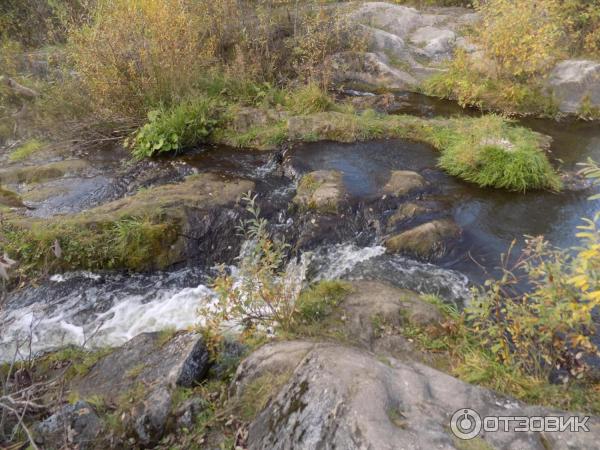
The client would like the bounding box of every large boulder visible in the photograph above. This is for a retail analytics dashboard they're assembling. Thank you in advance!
[385,219,461,259]
[333,2,479,90]
[232,340,599,450]
[547,60,600,114]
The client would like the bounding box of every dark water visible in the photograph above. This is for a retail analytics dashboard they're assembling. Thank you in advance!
[285,94,600,283]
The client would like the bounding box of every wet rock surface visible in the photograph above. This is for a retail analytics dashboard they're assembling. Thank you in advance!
[294,170,346,213]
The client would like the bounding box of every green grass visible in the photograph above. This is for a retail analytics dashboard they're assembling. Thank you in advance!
[434,115,562,192]
[9,138,45,161]
[296,280,352,323]
[285,83,333,115]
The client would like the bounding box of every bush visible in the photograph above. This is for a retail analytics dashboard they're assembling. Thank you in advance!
[127,98,219,159]
[474,0,565,80]
[435,115,561,192]
[203,193,302,333]
[69,0,210,118]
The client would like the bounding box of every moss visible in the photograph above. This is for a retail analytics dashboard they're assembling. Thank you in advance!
[0,159,89,185]
[9,138,45,162]
[453,436,496,450]
[237,370,293,421]
[296,280,352,323]
[1,173,252,278]
[0,186,24,207]
[37,346,114,380]
[156,327,178,347]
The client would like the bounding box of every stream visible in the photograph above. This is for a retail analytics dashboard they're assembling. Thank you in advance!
[2,94,600,360]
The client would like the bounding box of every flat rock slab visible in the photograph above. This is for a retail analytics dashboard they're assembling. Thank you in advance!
[233,340,600,450]
[73,331,209,404]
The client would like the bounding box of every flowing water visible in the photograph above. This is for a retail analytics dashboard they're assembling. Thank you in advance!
[2,94,600,360]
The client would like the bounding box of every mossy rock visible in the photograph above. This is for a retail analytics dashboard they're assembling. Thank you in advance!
[382,170,426,196]
[2,173,254,277]
[385,219,460,259]
[0,159,90,185]
[387,202,430,228]
[293,170,346,213]
[0,186,25,208]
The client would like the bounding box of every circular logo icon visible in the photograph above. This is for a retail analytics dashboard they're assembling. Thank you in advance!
[450,408,482,440]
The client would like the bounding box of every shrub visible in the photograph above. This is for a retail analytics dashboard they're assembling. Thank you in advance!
[474,0,565,80]
[127,98,219,159]
[69,0,210,118]
[203,193,303,333]
[435,115,562,192]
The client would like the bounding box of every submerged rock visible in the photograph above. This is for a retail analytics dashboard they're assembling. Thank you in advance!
[232,340,599,450]
[387,202,430,227]
[547,60,600,114]
[294,170,346,213]
[385,219,460,259]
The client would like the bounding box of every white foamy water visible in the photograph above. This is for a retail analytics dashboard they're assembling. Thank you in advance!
[0,242,470,360]
[0,269,213,360]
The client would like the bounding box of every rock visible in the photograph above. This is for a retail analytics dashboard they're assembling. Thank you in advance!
[328,51,418,91]
[385,219,460,259]
[349,92,409,114]
[336,2,479,90]
[232,340,599,450]
[0,159,90,186]
[340,281,444,348]
[34,400,104,450]
[6,172,254,271]
[350,3,442,39]
[410,26,456,60]
[174,397,209,430]
[387,202,429,227]
[294,170,346,213]
[547,60,600,114]
[131,385,172,446]
[74,331,209,403]
[382,170,426,196]
[230,107,288,133]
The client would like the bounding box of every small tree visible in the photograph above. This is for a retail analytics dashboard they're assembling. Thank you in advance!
[202,193,304,335]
